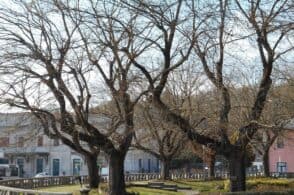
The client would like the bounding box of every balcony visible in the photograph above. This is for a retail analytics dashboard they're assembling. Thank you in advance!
[1,146,50,156]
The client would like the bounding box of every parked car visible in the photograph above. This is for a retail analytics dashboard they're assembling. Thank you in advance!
[34,172,50,178]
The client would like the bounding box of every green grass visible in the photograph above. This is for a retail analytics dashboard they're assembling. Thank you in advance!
[37,185,93,195]
[38,184,184,195]
[167,180,226,192]
[246,178,294,192]
[37,185,81,192]
[168,178,294,192]
[127,187,184,195]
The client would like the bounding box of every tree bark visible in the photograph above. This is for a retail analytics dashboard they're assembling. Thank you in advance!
[263,149,270,177]
[160,159,171,180]
[109,151,126,195]
[228,151,246,192]
[85,153,100,188]
[208,154,215,179]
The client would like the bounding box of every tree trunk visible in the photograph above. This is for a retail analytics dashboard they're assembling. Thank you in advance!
[208,154,215,179]
[160,159,171,180]
[263,149,270,177]
[228,152,246,192]
[85,153,99,189]
[109,151,126,195]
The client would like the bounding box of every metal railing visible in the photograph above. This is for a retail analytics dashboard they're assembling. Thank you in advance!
[0,171,292,190]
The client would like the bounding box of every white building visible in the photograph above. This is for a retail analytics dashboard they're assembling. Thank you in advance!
[0,113,159,178]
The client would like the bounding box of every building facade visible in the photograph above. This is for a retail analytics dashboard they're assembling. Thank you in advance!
[269,130,294,173]
[0,113,159,178]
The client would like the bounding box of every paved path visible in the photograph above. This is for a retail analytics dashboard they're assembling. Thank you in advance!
[179,189,199,195]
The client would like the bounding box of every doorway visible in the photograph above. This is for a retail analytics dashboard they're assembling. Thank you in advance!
[36,158,43,173]
[16,158,25,177]
[52,159,60,176]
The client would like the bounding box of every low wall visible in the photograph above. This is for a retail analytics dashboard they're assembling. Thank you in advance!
[0,185,72,195]
[269,172,294,178]
[0,176,88,189]
[0,172,292,190]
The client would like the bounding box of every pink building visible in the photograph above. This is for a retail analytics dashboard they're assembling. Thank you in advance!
[269,130,294,173]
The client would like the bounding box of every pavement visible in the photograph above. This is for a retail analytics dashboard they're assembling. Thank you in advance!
[179,189,200,195]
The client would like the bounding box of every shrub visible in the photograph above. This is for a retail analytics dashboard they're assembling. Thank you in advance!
[247,178,290,191]
[223,178,293,193]
[225,191,291,195]
[224,180,230,191]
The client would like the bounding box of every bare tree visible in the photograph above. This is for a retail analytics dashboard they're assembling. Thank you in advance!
[251,80,294,176]
[133,102,186,180]
[69,1,151,194]
[0,0,149,193]
[192,0,294,191]
[165,64,221,178]
[121,0,294,191]
[253,130,278,177]
[0,0,105,189]
[0,0,292,193]
[190,142,216,178]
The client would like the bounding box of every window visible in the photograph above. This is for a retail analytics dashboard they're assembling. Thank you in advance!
[255,153,262,161]
[37,136,43,147]
[0,167,5,177]
[277,162,287,173]
[277,137,284,148]
[73,159,81,176]
[18,136,24,147]
[53,139,59,146]
[0,158,9,164]
[10,165,19,177]
[138,159,142,172]
[0,137,9,147]
[148,159,151,173]
[156,159,160,172]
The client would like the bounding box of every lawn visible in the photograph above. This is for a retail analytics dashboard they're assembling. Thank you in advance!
[127,187,184,195]
[166,180,226,192]
[37,178,294,195]
[168,178,294,193]
[38,184,184,195]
